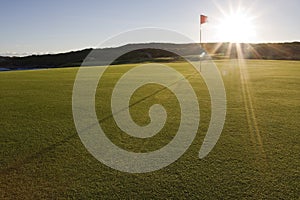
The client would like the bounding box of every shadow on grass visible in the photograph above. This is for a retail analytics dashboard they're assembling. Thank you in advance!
[1,71,199,174]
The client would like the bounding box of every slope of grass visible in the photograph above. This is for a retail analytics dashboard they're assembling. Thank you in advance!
[0,60,299,199]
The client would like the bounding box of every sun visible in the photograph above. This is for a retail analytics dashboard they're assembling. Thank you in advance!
[216,11,256,43]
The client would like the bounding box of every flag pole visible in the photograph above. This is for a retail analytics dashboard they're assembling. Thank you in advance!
[200,20,202,72]
[199,14,207,72]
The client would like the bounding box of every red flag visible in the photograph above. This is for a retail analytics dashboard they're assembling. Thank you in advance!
[200,15,208,24]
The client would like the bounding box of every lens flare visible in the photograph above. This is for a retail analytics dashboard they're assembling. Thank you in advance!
[216,11,256,43]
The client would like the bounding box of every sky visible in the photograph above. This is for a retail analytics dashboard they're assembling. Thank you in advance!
[1,0,299,56]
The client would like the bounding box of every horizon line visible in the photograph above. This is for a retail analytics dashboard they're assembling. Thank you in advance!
[1,40,299,58]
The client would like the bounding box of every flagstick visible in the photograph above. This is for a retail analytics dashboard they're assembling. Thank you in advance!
[200,22,202,72]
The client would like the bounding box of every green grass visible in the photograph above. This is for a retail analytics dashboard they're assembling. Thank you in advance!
[0,60,299,199]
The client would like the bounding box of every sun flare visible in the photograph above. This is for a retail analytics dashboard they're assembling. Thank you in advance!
[216,12,256,43]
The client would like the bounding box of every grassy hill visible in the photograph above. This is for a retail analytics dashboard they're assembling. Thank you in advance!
[0,42,299,70]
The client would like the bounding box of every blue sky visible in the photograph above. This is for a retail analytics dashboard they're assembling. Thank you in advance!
[1,0,299,56]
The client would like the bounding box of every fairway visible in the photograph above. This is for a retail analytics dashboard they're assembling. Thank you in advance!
[0,60,299,199]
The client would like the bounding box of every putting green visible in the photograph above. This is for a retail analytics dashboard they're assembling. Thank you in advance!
[0,60,299,199]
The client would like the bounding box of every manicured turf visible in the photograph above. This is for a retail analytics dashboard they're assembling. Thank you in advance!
[0,60,299,199]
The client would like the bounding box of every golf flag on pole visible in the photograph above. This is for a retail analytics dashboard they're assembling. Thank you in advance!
[200,15,208,24]
[199,14,207,72]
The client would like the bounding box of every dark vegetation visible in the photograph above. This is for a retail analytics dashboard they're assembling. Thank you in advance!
[0,42,299,70]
